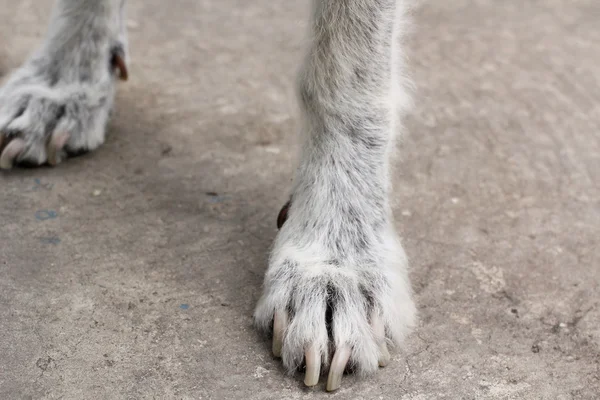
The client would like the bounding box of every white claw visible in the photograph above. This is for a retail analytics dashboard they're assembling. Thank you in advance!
[0,139,26,170]
[372,313,390,367]
[47,131,70,166]
[304,343,321,387]
[272,310,288,358]
[326,345,351,392]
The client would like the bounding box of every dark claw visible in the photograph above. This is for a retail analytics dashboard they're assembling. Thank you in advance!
[110,45,128,81]
[277,200,291,229]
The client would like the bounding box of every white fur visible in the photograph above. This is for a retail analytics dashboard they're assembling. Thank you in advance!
[0,0,417,381]
[254,0,416,376]
[0,0,127,165]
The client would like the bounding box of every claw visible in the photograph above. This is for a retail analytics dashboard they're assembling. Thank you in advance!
[326,345,351,392]
[46,131,70,166]
[372,313,390,367]
[277,200,291,229]
[272,310,288,358]
[111,47,128,81]
[0,138,26,170]
[304,343,321,387]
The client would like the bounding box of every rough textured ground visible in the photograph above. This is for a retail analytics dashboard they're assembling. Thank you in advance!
[1,0,599,399]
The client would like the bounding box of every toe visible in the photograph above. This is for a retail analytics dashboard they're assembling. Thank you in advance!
[371,312,390,367]
[0,138,26,170]
[46,131,70,166]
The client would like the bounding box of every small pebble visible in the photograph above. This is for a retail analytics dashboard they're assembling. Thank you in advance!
[265,147,281,154]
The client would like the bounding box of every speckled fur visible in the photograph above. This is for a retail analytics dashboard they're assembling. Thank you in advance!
[0,0,416,381]
[0,0,127,165]
[254,0,416,376]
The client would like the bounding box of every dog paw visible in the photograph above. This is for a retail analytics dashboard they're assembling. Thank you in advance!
[0,5,127,169]
[255,200,416,391]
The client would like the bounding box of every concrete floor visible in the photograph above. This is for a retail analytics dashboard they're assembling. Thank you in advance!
[1,0,599,399]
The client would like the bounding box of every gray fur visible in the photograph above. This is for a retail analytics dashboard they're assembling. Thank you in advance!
[254,0,416,376]
[0,0,416,381]
[0,0,127,165]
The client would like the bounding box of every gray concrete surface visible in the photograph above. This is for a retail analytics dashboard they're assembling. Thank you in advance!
[1,0,599,399]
